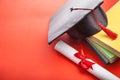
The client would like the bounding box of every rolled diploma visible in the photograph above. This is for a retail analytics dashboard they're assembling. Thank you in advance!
[54,40,120,80]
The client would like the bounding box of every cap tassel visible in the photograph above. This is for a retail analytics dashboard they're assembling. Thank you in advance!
[98,23,117,40]
[70,8,118,40]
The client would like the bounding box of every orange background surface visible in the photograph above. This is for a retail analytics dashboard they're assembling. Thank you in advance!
[0,0,120,80]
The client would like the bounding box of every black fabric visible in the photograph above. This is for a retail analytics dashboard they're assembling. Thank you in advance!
[67,7,107,39]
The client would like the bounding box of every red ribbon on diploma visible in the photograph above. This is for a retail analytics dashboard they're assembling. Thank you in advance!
[74,45,95,70]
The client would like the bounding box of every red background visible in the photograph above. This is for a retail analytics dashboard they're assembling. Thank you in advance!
[0,0,119,80]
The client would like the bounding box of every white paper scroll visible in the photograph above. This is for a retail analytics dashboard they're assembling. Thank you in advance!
[54,40,120,80]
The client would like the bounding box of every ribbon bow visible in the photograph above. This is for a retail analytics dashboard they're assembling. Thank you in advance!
[74,46,95,70]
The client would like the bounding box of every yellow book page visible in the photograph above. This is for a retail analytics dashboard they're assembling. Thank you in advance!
[94,1,120,52]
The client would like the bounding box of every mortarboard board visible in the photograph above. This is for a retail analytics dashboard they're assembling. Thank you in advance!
[48,0,117,44]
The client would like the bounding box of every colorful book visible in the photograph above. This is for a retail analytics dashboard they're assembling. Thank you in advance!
[93,1,120,57]
[95,43,118,63]
[86,37,118,63]
[85,38,109,64]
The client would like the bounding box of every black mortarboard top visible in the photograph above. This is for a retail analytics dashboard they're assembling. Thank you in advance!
[48,0,117,44]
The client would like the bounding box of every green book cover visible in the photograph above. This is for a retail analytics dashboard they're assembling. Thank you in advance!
[96,43,114,59]
[90,40,118,63]
[85,38,109,64]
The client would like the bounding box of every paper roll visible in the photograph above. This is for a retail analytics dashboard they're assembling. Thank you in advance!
[54,40,120,80]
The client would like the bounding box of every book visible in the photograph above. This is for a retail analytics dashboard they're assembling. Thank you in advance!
[86,38,118,63]
[95,43,118,63]
[93,1,120,57]
[85,38,109,64]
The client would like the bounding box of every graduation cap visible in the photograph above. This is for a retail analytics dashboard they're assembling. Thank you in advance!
[48,0,117,44]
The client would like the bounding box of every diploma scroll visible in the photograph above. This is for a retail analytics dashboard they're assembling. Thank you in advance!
[54,40,120,80]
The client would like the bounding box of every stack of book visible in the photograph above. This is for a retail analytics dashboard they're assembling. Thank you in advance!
[85,2,120,64]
